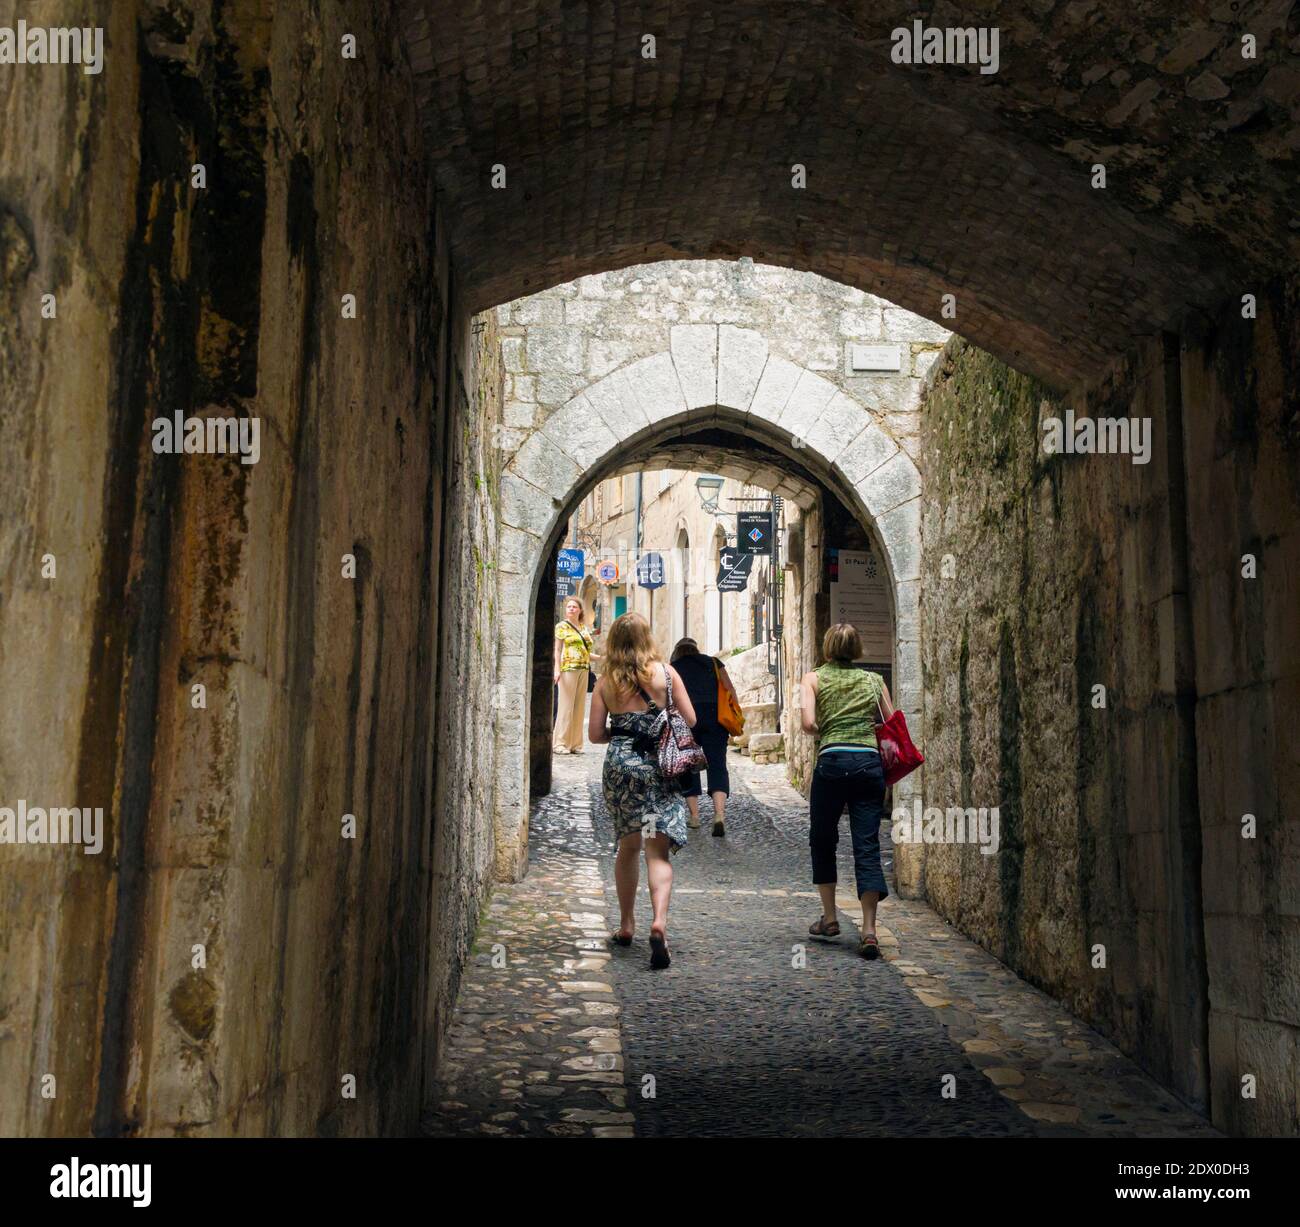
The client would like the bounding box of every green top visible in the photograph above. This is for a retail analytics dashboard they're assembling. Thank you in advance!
[815,663,883,751]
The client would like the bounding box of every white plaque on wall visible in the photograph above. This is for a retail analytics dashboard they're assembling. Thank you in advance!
[849,343,902,372]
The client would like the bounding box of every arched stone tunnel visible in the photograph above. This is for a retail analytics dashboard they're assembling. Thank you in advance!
[0,0,1296,1143]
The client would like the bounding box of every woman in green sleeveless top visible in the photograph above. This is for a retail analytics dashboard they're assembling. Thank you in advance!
[799,622,896,958]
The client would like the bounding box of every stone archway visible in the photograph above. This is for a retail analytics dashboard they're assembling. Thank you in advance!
[491,324,922,884]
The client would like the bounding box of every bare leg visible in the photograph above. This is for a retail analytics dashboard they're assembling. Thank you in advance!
[816,882,837,928]
[711,790,726,825]
[685,795,700,827]
[859,889,880,937]
[644,834,674,939]
[614,833,641,939]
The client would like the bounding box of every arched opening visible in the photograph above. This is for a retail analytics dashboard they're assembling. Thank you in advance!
[511,388,910,870]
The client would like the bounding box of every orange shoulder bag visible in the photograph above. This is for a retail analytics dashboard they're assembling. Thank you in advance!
[715,659,745,737]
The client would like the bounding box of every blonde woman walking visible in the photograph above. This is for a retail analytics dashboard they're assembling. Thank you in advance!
[588,613,696,969]
[553,597,597,754]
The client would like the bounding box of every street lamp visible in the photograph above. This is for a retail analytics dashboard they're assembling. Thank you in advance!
[694,473,726,513]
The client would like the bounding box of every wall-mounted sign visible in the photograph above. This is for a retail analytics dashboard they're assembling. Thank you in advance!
[597,559,619,584]
[737,510,773,555]
[829,549,891,661]
[556,577,577,597]
[717,549,754,592]
[635,552,666,589]
[850,343,903,372]
[557,548,584,579]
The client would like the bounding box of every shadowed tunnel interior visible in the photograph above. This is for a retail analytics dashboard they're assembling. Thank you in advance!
[0,1,1296,1142]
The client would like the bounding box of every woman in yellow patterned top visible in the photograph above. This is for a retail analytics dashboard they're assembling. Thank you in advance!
[553,598,599,753]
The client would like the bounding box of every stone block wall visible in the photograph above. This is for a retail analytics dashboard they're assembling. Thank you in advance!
[919,335,1202,1109]
[1179,279,1299,1138]
[916,281,1299,1135]
[781,502,823,797]
[426,304,505,1074]
[0,0,502,1137]
[495,259,948,468]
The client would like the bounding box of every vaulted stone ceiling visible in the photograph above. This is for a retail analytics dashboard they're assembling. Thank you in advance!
[401,0,1297,387]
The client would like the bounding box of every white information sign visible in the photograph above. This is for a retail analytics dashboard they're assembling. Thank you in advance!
[829,550,891,661]
[850,343,903,372]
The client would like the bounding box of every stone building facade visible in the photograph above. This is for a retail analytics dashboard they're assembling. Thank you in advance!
[564,468,775,658]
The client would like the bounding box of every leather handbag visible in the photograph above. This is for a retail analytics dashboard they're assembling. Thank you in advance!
[649,667,708,778]
[715,659,745,737]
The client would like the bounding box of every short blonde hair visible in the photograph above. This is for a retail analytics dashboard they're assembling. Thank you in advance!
[822,622,861,663]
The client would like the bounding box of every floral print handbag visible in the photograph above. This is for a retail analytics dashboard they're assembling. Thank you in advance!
[646,667,708,778]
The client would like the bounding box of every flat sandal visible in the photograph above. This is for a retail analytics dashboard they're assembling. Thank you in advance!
[808,915,841,939]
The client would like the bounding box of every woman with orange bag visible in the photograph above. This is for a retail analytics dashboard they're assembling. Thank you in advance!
[670,639,742,837]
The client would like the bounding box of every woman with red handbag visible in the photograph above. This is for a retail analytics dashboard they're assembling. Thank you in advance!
[799,623,900,960]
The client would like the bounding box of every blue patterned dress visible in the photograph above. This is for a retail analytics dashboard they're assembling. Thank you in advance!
[602,698,689,853]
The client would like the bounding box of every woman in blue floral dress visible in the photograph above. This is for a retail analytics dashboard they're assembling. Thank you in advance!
[588,613,697,969]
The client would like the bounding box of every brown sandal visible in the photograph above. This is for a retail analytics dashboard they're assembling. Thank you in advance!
[859,933,881,960]
[808,915,841,939]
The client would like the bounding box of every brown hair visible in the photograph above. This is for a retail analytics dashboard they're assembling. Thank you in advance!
[670,637,700,663]
[822,622,862,664]
[562,597,584,623]
[604,613,662,698]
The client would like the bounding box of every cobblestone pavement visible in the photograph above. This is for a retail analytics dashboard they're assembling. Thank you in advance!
[425,749,1219,1139]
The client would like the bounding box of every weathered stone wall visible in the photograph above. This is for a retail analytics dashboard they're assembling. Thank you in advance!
[726,641,777,708]
[496,258,947,464]
[0,0,140,1141]
[780,500,823,796]
[916,282,1299,1135]
[1179,279,1299,1138]
[426,304,504,1073]
[0,0,499,1137]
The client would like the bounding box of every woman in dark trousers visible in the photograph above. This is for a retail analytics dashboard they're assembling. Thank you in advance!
[670,638,738,837]
[799,622,896,959]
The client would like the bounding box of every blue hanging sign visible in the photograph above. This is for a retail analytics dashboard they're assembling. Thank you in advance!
[557,548,585,579]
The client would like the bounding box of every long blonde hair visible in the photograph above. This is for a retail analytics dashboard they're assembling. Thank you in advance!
[603,612,662,699]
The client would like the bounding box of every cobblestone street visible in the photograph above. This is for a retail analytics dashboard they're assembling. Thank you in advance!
[425,750,1219,1139]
